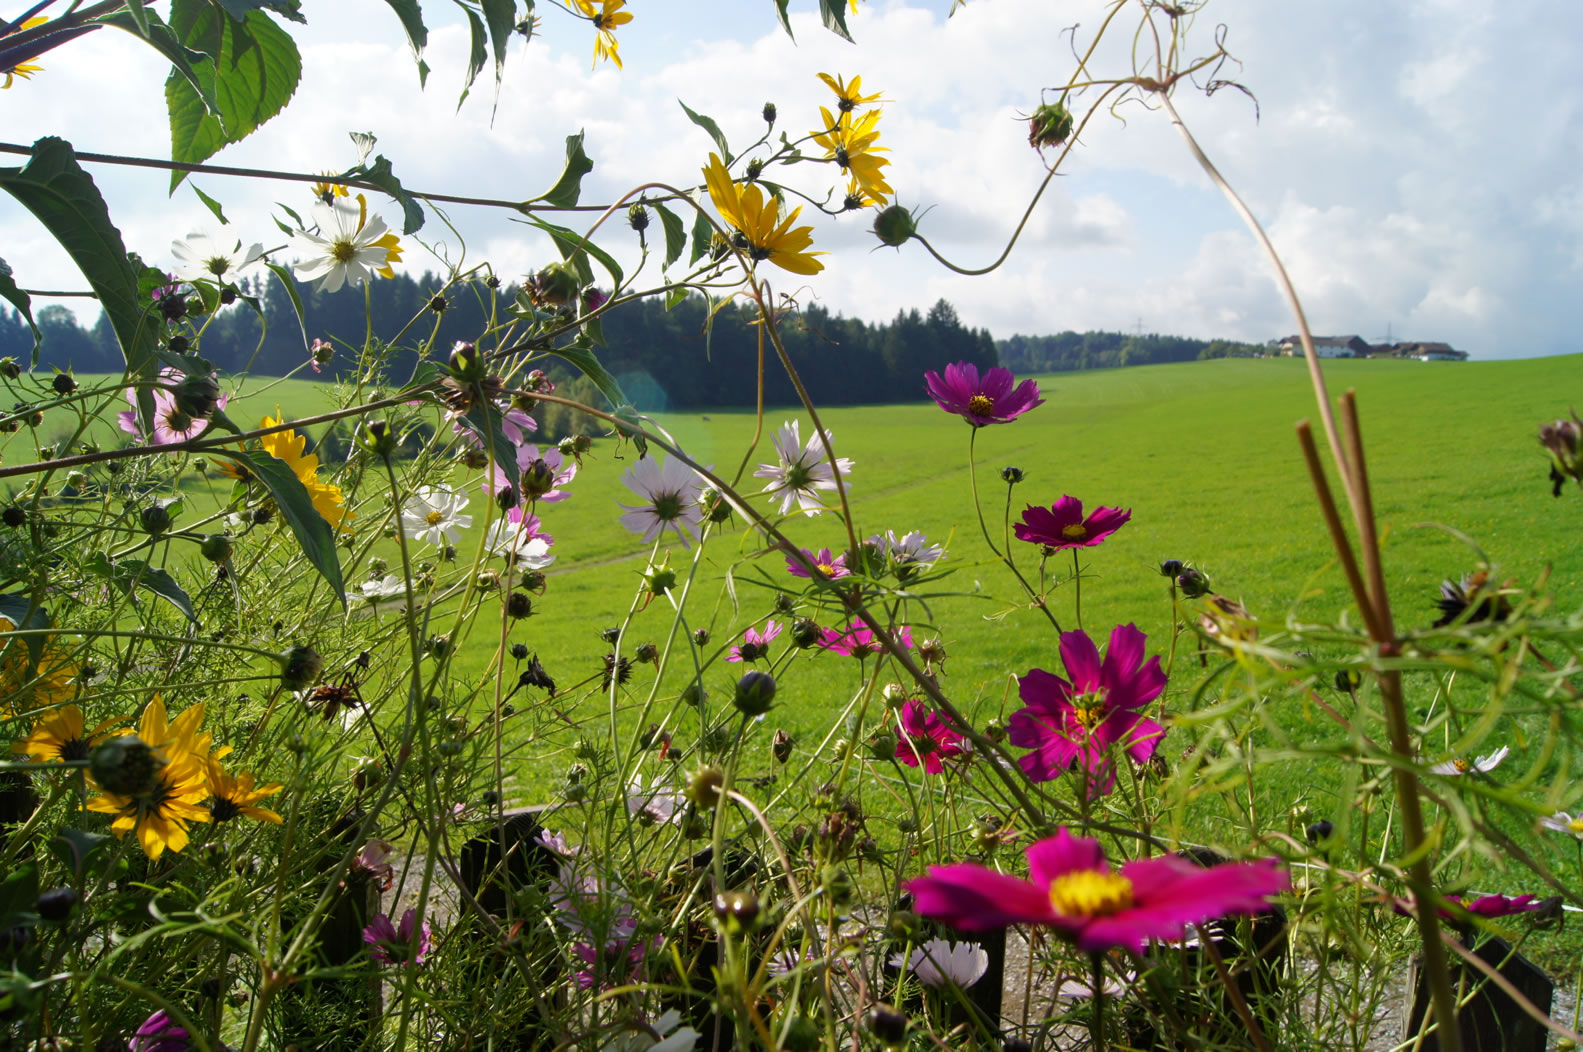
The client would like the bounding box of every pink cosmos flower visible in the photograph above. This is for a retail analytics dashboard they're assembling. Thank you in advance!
[925,361,1044,427]
[787,546,850,579]
[1398,892,1545,922]
[818,621,912,659]
[349,838,395,890]
[1014,495,1131,550]
[116,370,229,445]
[1007,624,1166,795]
[363,908,432,966]
[572,919,660,990]
[728,620,781,663]
[904,827,1288,954]
[129,1010,189,1052]
[894,699,967,774]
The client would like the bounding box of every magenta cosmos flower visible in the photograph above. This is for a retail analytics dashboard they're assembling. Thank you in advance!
[819,621,912,659]
[363,908,432,966]
[1014,496,1131,550]
[894,699,967,774]
[128,1011,190,1052]
[728,619,781,663]
[925,361,1044,427]
[1008,624,1165,794]
[905,828,1288,954]
[787,546,850,579]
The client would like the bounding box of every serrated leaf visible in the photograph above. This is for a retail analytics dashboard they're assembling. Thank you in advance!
[480,0,515,112]
[212,0,306,23]
[521,215,622,289]
[652,200,686,270]
[338,155,423,235]
[190,183,228,224]
[264,261,307,351]
[0,138,159,428]
[378,0,428,76]
[678,99,732,165]
[165,4,301,191]
[0,258,40,364]
[772,0,793,39]
[93,557,197,624]
[688,208,713,265]
[530,131,593,209]
[818,0,854,41]
[221,450,345,607]
[457,3,487,109]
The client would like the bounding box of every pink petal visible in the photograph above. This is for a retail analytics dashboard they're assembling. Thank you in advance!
[905,864,1052,930]
[1026,829,1108,887]
[1058,630,1103,693]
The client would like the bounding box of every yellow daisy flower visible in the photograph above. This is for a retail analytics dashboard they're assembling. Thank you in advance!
[205,751,283,824]
[373,230,403,279]
[813,107,892,203]
[572,0,632,69]
[841,175,885,211]
[0,615,80,718]
[702,153,826,276]
[311,173,350,203]
[816,72,885,115]
[1,17,47,90]
[86,696,212,860]
[11,705,121,763]
[259,412,351,530]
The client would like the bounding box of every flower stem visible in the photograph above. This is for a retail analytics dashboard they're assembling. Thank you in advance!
[1090,952,1107,1052]
[1072,548,1083,631]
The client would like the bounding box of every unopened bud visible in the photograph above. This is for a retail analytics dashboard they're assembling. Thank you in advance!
[733,670,777,716]
[359,419,397,459]
[1001,466,1025,484]
[627,203,649,232]
[1027,100,1074,151]
[90,735,163,797]
[687,765,725,809]
[872,204,918,248]
[713,888,761,932]
[199,534,232,564]
[279,645,322,691]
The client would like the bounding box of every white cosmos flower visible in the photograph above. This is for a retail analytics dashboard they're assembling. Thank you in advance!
[170,225,263,284]
[1541,811,1583,839]
[484,518,556,567]
[359,574,406,600]
[400,485,472,546]
[290,194,396,294]
[889,939,989,989]
[878,529,945,569]
[1429,744,1509,776]
[753,420,853,517]
[604,1009,701,1052]
[625,774,684,827]
[617,456,705,547]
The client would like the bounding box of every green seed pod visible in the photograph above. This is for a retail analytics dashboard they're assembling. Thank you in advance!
[872,204,918,248]
[733,671,777,716]
[199,534,232,564]
[279,645,323,692]
[687,765,726,809]
[89,735,163,797]
[139,503,171,536]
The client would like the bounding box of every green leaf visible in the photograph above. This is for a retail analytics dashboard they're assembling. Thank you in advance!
[378,0,428,84]
[480,0,516,109]
[457,3,487,110]
[663,286,688,311]
[212,0,306,22]
[337,155,424,235]
[223,450,346,607]
[530,131,593,209]
[0,864,38,927]
[772,0,793,39]
[49,829,111,879]
[191,183,228,224]
[165,4,302,191]
[0,592,49,666]
[546,339,631,430]
[522,215,622,289]
[123,0,151,37]
[689,208,713,266]
[90,556,198,624]
[0,138,159,427]
[264,262,308,351]
[0,259,40,364]
[678,99,732,165]
[652,201,686,271]
[818,0,854,41]
[457,399,519,474]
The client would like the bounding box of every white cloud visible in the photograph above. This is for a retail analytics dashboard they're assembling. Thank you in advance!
[3,0,1579,359]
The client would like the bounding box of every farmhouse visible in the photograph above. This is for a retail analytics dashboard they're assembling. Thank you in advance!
[1277,334,1369,358]
[1274,335,1470,361]
[1393,341,1469,361]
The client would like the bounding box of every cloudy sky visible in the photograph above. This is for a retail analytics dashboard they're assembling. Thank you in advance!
[4,0,1580,359]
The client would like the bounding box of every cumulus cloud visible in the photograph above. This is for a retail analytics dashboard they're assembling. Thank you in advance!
[3,0,1577,358]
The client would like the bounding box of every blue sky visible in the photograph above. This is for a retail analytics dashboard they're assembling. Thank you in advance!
[4,0,1580,359]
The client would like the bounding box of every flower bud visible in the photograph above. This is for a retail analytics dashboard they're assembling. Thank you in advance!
[52,372,76,395]
[90,735,163,797]
[1000,465,1025,484]
[0,358,18,380]
[692,627,710,646]
[173,374,220,419]
[680,681,707,707]
[1160,559,1184,578]
[506,591,533,619]
[627,203,649,232]
[635,641,660,664]
[359,419,397,459]
[866,1004,907,1046]
[279,644,323,692]
[199,534,232,564]
[762,101,777,124]
[1305,819,1334,844]
[713,888,761,933]
[428,294,448,314]
[311,338,335,365]
[645,565,677,597]
[1333,668,1363,692]
[698,487,734,523]
[520,458,557,498]
[983,718,1007,744]
[733,670,777,716]
[35,887,77,922]
[510,643,529,661]
[872,204,918,248]
[448,341,486,383]
[791,618,822,649]
[687,765,725,809]
[881,683,907,709]
[530,262,581,307]
[868,730,898,762]
[772,729,794,764]
[140,503,172,536]
[1176,567,1211,598]
[1027,99,1074,151]
[2,507,23,528]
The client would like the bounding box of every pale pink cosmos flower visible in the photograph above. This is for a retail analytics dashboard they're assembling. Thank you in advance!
[753,420,853,517]
[617,456,705,547]
[728,620,781,663]
[363,908,432,966]
[116,369,229,445]
[818,622,912,659]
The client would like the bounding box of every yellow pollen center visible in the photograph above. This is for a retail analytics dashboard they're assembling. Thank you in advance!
[1047,870,1135,918]
[817,563,836,576]
[1453,758,1471,773]
[425,511,445,526]
[1071,705,1102,730]
[1570,818,1583,835]
[330,238,358,264]
[1061,524,1088,541]
[967,394,994,416]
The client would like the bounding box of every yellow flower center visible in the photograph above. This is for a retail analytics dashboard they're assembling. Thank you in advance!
[1570,817,1583,835]
[205,255,231,276]
[1061,524,1088,541]
[425,511,445,526]
[1047,870,1135,918]
[817,563,837,576]
[967,394,994,416]
[330,238,358,264]
[1453,758,1471,773]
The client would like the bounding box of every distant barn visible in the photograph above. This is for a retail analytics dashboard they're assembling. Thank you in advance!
[1277,335,1369,358]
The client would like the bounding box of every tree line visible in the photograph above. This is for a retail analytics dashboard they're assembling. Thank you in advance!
[998,329,1265,372]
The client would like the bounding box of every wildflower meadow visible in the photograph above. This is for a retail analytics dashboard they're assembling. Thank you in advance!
[1,2,1581,1051]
